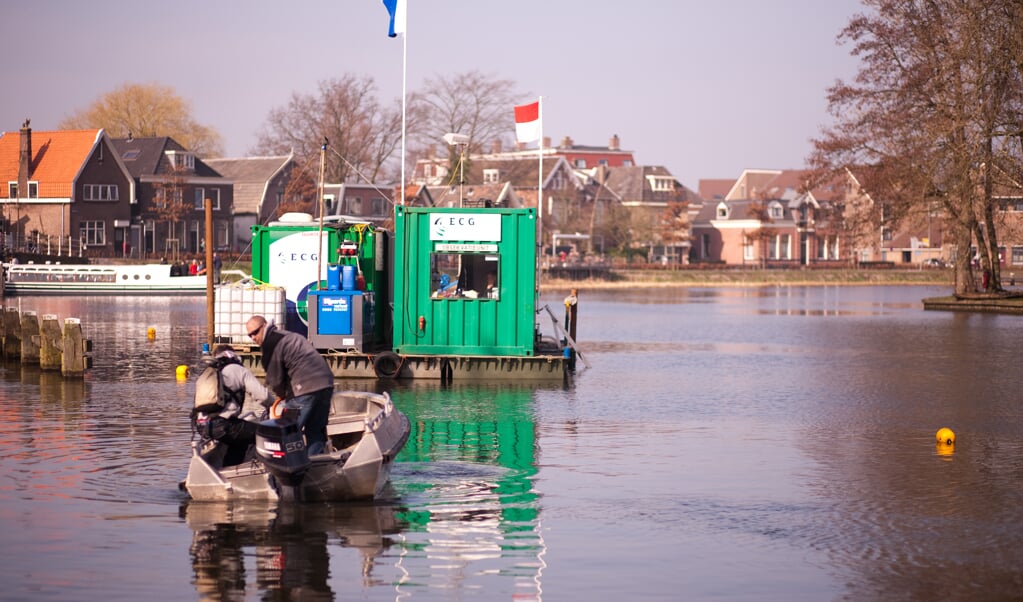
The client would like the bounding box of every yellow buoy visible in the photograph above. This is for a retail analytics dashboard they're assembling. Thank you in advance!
[147,327,156,340]
[176,365,189,380]
[936,427,956,446]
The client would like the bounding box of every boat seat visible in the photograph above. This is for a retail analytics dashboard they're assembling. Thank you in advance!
[326,412,366,436]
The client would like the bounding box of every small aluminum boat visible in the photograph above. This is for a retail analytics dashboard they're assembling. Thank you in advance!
[184,390,410,502]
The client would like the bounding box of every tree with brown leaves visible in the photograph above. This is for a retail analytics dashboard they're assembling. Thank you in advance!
[60,82,224,158]
[810,0,1023,295]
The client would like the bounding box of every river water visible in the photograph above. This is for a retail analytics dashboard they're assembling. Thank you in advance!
[1,286,1021,601]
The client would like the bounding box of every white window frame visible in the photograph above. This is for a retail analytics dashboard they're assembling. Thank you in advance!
[216,222,229,249]
[649,177,674,192]
[80,220,106,245]
[83,184,119,201]
[166,151,195,171]
[8,181,40,198]
[779,234,791,260]
[194,187,221,210]
[483,169,500,184]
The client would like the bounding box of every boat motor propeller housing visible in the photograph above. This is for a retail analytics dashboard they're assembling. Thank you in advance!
[255,411,310,486]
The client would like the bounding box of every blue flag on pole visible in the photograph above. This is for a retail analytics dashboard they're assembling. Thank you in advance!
[383,0,406,37]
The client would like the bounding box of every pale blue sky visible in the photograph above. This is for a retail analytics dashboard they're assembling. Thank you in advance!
[2,0,864,188]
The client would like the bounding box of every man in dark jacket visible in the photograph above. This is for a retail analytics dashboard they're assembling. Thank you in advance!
[246,315,335,455]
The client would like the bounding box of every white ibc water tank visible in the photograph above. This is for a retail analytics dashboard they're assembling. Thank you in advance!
[214,284,287,343]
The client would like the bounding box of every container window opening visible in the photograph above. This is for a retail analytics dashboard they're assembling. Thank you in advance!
[431,252,499,299]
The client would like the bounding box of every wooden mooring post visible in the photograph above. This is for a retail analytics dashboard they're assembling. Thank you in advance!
[2,306,20,360]
[0,306,91,377]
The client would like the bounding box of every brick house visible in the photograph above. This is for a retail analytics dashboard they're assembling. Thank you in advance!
[692,169,854,266]
[111,136,233,259]
[205,154,306,250]
[0,120,135,257]
[590,165,702,263]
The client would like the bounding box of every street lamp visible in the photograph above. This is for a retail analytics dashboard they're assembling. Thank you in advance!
[444,133,469,207]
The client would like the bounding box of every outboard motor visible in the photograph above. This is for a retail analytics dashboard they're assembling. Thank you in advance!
[255,412,310,487]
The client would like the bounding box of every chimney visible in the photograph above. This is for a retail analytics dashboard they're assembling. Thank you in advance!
[18,118,32,198]
[609,134,620,150]
[491,139,502,154]
[561,136,574,148]
[542,136,551,149]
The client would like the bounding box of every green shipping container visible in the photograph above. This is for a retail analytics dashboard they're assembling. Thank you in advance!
[392,206,537,356]
[250,217,390,348]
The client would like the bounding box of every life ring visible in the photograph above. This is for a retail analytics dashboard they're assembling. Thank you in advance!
[373,351,403,379]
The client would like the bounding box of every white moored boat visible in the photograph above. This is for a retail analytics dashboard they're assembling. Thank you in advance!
[2,263,208,295]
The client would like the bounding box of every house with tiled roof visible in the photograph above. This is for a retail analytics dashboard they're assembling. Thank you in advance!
[204,155,305,250]
[412,136,641,255]
[595,165,702,263]
[698,178,736,202]
[111,136,233,258]
[321,182,397,225]
[0,120,134,257]
[692,169,833,265]
[688,167,946,266]
[424,182,521,209]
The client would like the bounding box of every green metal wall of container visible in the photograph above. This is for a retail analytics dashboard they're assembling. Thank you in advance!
[392,206,537,356]
[250,221,390,347]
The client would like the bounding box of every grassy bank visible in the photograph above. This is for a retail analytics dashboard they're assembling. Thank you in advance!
[540,268,955,290]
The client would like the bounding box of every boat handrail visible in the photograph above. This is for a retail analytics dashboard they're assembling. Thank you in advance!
[364,392,393,433]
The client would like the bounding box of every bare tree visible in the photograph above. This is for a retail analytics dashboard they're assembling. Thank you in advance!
[60,82,224,157]
[251,75,410,187]
[810,0,1023,295]
[152,167,193,260]
[272,167,318,220]
[414,71,522,166]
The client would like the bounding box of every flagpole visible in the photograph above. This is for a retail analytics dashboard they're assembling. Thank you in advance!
[537,96,544,289]
[400,10,407,205]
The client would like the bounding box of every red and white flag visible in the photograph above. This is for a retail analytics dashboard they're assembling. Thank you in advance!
[514,100,541,143]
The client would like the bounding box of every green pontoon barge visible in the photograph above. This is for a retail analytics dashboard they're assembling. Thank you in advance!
[218,208,574,382]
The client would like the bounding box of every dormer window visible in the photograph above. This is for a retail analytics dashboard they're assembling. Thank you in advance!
[647,176,674,192]
[166,151,195,171]
[716,202,729,219]
[483,169,500,184]
[769,201,784,219]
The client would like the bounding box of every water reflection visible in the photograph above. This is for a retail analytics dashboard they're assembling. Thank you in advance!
[386,381,549,600]
[183,501,403,600]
